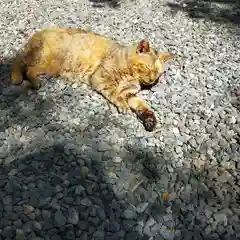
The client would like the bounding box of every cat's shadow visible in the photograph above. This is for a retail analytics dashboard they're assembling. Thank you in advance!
[0,57,55,132]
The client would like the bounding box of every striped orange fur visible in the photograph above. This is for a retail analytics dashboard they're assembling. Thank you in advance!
[11,28,178,131]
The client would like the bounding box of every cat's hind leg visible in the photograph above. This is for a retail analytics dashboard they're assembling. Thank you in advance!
[25,66,43,90]
[11,57,24,85]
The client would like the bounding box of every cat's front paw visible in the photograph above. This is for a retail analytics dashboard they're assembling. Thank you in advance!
[116,100,130,114]
[117,106,130,114]
[137,109,157,131]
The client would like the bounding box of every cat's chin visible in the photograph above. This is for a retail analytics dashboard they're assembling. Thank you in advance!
[140,78,159,90]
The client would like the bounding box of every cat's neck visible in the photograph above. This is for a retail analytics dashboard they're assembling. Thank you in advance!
[109,44,135,71]
[98,43,139,82]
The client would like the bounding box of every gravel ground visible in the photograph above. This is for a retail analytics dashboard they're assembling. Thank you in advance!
[0,0,240,239]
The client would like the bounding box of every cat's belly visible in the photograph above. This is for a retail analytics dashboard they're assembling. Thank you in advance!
[59,70,90,83]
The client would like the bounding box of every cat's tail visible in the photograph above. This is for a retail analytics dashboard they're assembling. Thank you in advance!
[10,54,26,85]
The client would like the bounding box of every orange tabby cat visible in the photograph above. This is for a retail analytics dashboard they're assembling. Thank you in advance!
[11,28,178,131]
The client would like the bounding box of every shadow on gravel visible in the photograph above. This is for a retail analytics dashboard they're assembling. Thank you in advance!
[0,123,239,239]
[89,0,121,8]
[0,142,149,239]
[1,139,239,239]
[123,132,240,239]
[229,85,240,146]
[0,57,56,132]
[167,0,240,25]
[230,85,240,112]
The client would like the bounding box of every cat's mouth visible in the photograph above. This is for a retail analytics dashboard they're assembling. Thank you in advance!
[140,77,159,90]
[140,71,166,90]
[158,71,166,82]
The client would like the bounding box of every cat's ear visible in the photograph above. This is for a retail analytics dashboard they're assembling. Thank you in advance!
[158,52,178,62]
[136,39,150,53]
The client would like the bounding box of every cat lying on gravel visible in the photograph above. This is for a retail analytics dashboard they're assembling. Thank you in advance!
[10,28,178,131]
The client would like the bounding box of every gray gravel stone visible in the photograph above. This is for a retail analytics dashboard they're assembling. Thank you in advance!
[107,221,121,233]
[80,167,89,179]
[2,195,12,205]
[79,232,88,240]
[136,202,149,213]
[122,220,136,231]
[97,208,106,220]
[89,216,101,226]
[78,221,89,230]
[15,229,25,240]
[93,230,105,239]
[33,221,42,231]
[75,185,85,195]
[23,222,33,233]
[214,212,228,226]
[68,208,79,225]
[54,210,66,227]
[121,208,138,220]
[23,204,34,215]
[79,198,92,207]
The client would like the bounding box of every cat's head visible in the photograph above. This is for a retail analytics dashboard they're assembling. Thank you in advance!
[128,39,178,86]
